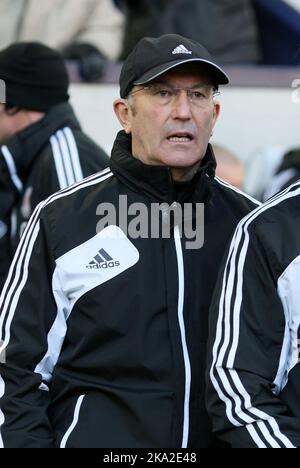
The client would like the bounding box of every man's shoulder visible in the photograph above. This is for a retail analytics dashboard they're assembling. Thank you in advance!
[69,127,109,161]
[224,181,300,270]
[34,126,109,186]
[33,168,114,257]
[46,125,109,164]
[213,176,261,212]
[245,180,300,233]
[40,168,114,217]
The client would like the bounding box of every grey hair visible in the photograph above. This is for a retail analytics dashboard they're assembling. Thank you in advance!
[126,93,134,107]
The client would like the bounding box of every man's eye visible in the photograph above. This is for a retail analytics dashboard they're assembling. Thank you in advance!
[156,89,172,97]
[192,91,206,99]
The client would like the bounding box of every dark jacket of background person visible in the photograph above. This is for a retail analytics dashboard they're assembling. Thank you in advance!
[119,0,261,63]
[206,180,300,448]
[0,132,259,448]
[0,103,109,291]
[0,42,109,291]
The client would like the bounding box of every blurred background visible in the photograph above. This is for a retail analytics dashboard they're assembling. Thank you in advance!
[1,0,300,200]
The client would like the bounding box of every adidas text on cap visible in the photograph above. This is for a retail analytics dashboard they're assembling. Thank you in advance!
[119,34,230,98]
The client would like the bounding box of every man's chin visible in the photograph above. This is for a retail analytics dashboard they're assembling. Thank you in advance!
[164,153,202,168]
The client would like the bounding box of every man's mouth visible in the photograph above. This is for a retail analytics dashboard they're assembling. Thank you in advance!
[167,133,194,143]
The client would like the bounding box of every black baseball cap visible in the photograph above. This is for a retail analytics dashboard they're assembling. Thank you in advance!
[119,34,230,98]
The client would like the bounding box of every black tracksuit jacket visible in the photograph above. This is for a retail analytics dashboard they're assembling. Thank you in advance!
[0,102,109,290]
[207,180,300,448]
[0,131,258,448]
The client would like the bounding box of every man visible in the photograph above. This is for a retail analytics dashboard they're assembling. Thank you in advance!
[0,42,109,290]
[262,148,300,201]
[0,34,259,448]
[207,181,300,448]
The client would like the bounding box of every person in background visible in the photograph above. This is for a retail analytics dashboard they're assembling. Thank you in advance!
[213,143,246,190]
[0,42,109,291]
[207,175,300,448]
[118,0,261,64]
[0,34,259,448]
[262,148,300,200]
[0,0,124,81]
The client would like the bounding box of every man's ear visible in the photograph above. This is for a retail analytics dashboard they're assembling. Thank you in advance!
[5,105,20,116]
[212,101,221,128]
[113,99,132,134]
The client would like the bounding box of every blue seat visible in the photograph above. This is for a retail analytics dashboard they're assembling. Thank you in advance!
[253,0,300,65]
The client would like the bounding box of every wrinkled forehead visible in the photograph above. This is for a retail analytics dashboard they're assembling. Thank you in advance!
[152,63,215,86]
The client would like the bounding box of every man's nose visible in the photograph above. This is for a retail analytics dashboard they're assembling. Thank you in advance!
[171,90,192,120]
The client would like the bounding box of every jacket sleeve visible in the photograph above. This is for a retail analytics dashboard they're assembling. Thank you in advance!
[0,228,11,292]
[206,219,300,448]
[0,145,21,222]
[36,128,109,200]
[0,146,23,289]
[0,203,58,447]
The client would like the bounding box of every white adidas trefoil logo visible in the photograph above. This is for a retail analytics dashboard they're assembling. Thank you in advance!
[172,44,192,55]
[86,248,120,270]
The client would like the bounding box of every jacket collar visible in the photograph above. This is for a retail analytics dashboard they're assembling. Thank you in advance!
[1,102,80,181]
[110,131,216,204]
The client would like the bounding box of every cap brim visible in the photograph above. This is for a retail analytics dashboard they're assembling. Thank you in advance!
[134,58,230,86]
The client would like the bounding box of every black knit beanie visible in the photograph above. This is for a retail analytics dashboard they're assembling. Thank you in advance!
[0,42,69,112]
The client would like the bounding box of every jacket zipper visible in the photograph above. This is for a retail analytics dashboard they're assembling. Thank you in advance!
[60,394,85,448]
[173,223,191,448]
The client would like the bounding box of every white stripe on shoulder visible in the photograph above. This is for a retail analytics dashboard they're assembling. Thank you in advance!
[229,178,300,229]
[263,168,298,201]
[50,134,68,189]
[215,176,261,206]
[56,129,76,186]
[210,182,300,448]
[63,127,84,182]
[1,145,23,193]
[51,126,89,189]
[50,167,112,198]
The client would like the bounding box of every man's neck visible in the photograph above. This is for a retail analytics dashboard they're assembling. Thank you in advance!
[171,162,201,182]
[22,110,45,128]
[9,110,46,140]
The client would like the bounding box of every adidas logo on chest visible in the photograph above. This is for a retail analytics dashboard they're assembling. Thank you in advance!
[86,248,120,270]
[55,226,140,309]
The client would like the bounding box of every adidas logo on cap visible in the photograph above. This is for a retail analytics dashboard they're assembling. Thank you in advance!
[86,248,120,270]
[172,44,192,55]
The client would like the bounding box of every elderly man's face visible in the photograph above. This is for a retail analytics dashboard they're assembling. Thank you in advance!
[118,65,220,181]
